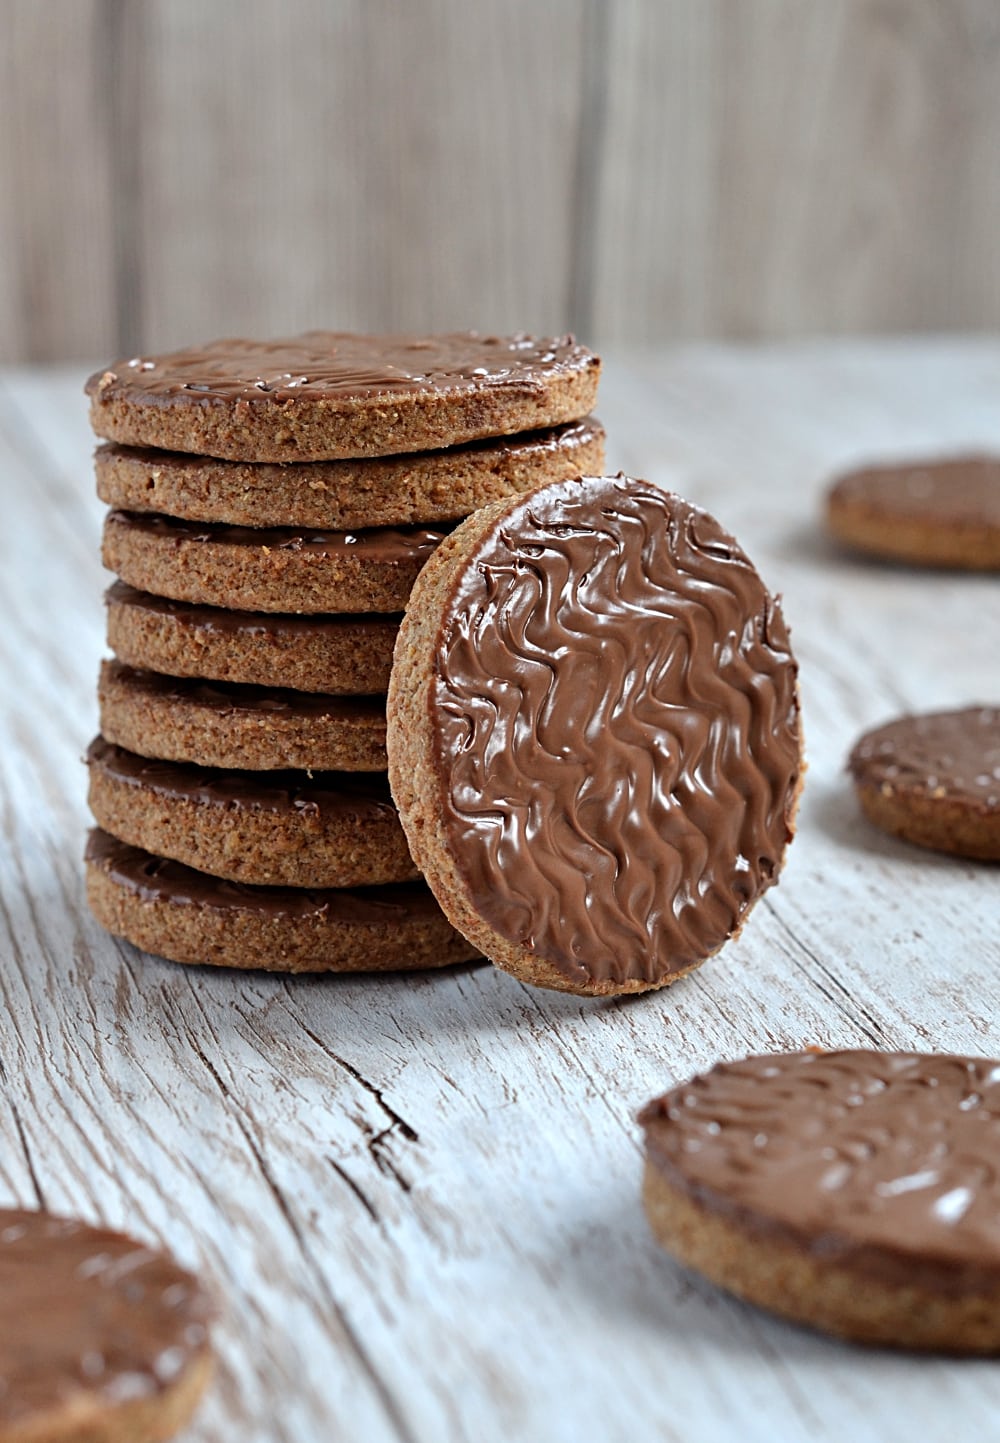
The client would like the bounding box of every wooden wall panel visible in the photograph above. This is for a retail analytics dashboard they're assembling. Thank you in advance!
[591,0,1000,341]
[0,1,116,362]
[135,0,590,353]
[1,0,1000,359]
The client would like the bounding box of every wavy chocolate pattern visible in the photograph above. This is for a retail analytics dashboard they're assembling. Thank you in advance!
[432,476,801,987]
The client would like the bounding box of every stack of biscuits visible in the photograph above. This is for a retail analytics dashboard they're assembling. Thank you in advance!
[83,331,603,973]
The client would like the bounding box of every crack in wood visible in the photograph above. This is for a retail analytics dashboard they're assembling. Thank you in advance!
[10,1103,47,1210]
[366,1128,413,1195]
[515,981,642,1151]
[327,1156,383,1228]
[179,1003,418,1440]
[762,896,889,1045]
[237,1116,414,1443]
[284,998,420,1144]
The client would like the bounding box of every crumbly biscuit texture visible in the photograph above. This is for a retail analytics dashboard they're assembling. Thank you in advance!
[98,660,388,772]
[103,509,445,615]
[87,331,601,462]
[826,454,1000,569]
[95,417,605,528]
[849,706,1000,859]
[388,474,802,996]
[87,737,417,888]
[85,829,479,974]
[640,1049,1000,1351]
[106,582,400,695]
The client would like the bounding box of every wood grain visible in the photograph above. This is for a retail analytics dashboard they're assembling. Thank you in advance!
[134,0,589,353]
[0,1,117,361]
[2,342,1000,1440]
[5,2,1000,358]
[591,0,1000,340]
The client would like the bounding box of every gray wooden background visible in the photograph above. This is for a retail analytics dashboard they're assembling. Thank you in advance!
[3,0,1000,363]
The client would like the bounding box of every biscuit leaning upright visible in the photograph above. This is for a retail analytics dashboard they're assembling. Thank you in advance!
[387,473,803,997]
[84,331,603,972]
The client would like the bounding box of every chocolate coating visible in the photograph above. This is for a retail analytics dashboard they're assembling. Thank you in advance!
[0,1208,212,1427]
[104,509,447,564]
[830,455,1000,527]
[87,332,594,405]
[94,415,606,530]
[106,580,402,642]
[87,736,397,819]
[86,829,445,923]
[826,454,1000,569]
[641,1050,1000,1292]
[430,475,801,988]
[102,662,385,720]
[849,706,1000,812]
[87,332,600,462]
[103,508,447,615]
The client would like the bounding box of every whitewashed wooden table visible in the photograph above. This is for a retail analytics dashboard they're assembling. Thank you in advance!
[1,340,999,1443]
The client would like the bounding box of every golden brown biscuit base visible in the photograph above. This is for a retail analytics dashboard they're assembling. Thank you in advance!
[106,583,399,695]
[852,781,1000,860]
[848,707,1000,860]
[388,485,802,998]
[99,660,388,772]
[85,832,479,974]
[2,1347,215,1443]
[95,419,605,528]
[102,510,441,615]
[827,500,1000,568]
[825,456,1000,570]
[387,514,608,992]
[388,513,763,998]
[641,1162,1000,1352]
[87,739,417,889]
[87,334,600,462]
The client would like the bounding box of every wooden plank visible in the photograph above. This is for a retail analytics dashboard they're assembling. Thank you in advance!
[2,343,1000,1441]
[591,0,1000,341]
[134,0,590,352]
[0,1,117,362]
[5,2,1000,356]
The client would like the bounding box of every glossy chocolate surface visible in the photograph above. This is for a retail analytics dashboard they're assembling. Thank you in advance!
[87,332,597,405]
[106,581,402,641]
[87,737,397,818]
[831,455,1000,526]
[849,707,1000,811]
[0,1208,211,1426]
[96,414,605,471]
[641,1050,1000,1291]
[101,661,386,720]
[430,475,801,988]
[105,509,447,564]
